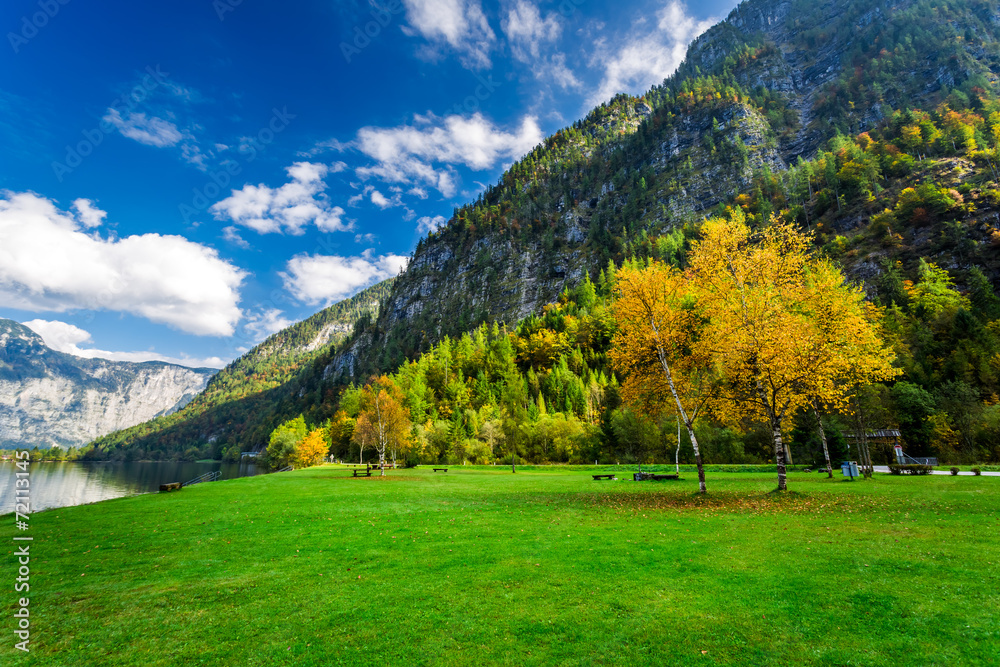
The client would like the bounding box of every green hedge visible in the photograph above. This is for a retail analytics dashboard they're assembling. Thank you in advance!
[889,464,933,475]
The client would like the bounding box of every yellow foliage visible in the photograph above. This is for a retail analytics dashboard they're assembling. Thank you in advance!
[294,428,329,468]
[688,212,899,427]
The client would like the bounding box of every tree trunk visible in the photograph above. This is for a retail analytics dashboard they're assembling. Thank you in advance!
[772,423,788,491]
[650,321,706,493]
[689,427,707,492]
[675,417,681,475]
[813,404,833,478]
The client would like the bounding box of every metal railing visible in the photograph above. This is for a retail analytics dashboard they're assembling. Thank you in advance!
[182,470,222,486]
[274,466,293,473]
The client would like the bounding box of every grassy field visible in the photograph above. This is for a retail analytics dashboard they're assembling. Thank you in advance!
[2,466,998,666]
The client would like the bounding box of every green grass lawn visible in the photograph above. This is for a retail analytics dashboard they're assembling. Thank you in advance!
[3,467,998,666]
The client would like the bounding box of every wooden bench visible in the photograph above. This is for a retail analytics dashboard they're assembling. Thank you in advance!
[649,474,679,481]
[592,474,616,480]
[432,468,448,473]
[159,482,182,492]
[352,469,372,477]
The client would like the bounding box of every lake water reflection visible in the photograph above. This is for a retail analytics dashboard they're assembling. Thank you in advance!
[0,460,263,514]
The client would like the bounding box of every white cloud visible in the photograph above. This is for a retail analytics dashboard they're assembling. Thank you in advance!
[501,2,578,89]
[417,215,447,234]
[354,113,543,196]
[72,199,106,228]
[103,109,183,147]
[281,251,408,306]
[587,1,716,108]
[370,189,403,209]
[241,308,295,341]
[0,192,245,336]
[23,319,228,368]
[502,0,560,61]
[210,162,348,235]
[222,225,251,249]
[402,0,496,68]
[103,108,208,168]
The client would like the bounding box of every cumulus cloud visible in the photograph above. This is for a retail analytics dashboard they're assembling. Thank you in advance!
[402,0,496,68]
[23,319,228,368]
[72,199,107,228]
[281,251,409,306]
[417,215,447,234]
[0,192,245,336]
[587,1,716,108]
[370,189,403,209]
[210,162,348,235]
[354,113,543,196]
[241,308,295,341]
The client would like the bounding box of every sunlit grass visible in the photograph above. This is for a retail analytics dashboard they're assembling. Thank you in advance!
[3,467,998,666]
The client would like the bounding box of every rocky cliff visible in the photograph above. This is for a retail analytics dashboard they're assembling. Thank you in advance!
[0,320,215,449]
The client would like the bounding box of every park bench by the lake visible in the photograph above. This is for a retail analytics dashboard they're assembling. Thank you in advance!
[592,474,616,480]
[159,482,182,492]
[433,468,448,473]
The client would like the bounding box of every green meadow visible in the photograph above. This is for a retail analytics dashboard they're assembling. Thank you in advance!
[3,467,998,666]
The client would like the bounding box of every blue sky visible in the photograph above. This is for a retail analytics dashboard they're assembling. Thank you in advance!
[0,0,738,368]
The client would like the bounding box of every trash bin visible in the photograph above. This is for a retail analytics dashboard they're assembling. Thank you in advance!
[841,461,859,478]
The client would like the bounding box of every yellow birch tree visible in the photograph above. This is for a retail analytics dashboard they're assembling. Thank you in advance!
[610,261,717,493]
[688,211,898,490]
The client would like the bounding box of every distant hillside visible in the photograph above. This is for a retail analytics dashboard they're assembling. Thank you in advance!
[85,279,393,460]
[0,320,215,449]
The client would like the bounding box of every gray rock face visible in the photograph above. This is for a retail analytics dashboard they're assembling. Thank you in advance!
[0,320,215,448]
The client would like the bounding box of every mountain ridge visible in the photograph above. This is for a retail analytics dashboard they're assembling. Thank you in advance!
[0,319,216,449]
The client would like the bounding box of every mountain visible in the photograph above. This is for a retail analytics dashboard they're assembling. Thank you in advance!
[0,319,215,449]
[85,279,393,460]
[89,0,1000,461]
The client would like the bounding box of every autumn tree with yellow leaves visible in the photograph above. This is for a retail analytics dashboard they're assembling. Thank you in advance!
[610,261,716,493]
[612,210,898,491]
[690,212,898,490]
[353,376,412,475]
[294,427,330,468]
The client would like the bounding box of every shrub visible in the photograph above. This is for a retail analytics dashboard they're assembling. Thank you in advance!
[972,467,982,476]
[889,464,932,475]
[950,467,960,475]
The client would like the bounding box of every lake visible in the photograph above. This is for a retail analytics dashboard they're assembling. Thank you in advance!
[0,460,264,515]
